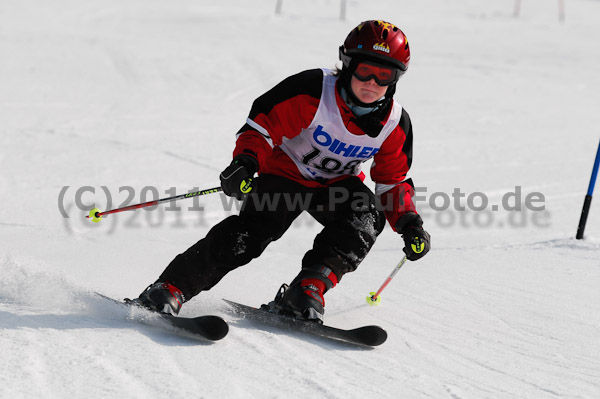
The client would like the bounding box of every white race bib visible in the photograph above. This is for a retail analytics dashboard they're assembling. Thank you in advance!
[280,69,402,181]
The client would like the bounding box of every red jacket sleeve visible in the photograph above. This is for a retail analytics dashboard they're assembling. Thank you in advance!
[232,69,323,169]
[370,108,418,231]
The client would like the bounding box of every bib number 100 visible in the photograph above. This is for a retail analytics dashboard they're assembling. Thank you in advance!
[301,147,362,174]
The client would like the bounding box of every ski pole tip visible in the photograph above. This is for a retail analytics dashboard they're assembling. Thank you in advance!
[366,292,381,306]
[88,208,102,223]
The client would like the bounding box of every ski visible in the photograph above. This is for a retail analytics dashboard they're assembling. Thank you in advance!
[95,292,229,341]
[223,299,387,347]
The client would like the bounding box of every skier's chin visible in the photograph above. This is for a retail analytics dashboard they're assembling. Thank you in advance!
[356,90,381,104]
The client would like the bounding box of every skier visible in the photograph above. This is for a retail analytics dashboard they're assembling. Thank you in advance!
[132,20,431,322]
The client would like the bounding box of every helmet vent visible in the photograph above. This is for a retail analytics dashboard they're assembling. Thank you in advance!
[382,29,388,39]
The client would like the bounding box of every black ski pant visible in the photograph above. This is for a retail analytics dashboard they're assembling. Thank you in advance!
[159,174,386,300]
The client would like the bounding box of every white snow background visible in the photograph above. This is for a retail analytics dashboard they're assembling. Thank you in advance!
[1,0,599,398]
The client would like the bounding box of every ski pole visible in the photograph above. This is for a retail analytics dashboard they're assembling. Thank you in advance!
[366,255,408,306]
[86,186,223,223]
[576,138,600,239]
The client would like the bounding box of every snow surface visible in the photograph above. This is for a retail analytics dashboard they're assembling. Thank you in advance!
[1,0,600,398]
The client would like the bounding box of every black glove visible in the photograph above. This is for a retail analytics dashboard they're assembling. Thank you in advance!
[219,154,258,200]
[395,212,431,261]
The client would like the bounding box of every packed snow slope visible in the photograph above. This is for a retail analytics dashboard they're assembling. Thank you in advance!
[1,0,599,398]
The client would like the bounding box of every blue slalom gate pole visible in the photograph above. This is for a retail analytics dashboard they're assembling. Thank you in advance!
[576,139,600,239]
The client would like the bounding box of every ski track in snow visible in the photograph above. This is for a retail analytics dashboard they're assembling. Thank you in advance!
[2,0,600,398]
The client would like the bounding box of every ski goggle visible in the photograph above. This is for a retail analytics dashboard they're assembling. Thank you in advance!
[352,61,402,86]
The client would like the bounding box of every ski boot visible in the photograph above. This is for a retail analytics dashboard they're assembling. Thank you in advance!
[128,281,185,316]
[268,267,338,324]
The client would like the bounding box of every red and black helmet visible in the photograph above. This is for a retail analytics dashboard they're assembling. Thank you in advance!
[339,20,410,73]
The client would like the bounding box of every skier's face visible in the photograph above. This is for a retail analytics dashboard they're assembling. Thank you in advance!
[350,75,388,104]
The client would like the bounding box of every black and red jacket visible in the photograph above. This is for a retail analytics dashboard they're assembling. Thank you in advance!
[233,69,417,231]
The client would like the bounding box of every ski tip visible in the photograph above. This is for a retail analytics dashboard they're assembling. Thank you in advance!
[222,298,253,310]
[199,315,229,341]
[352,325,388,346]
